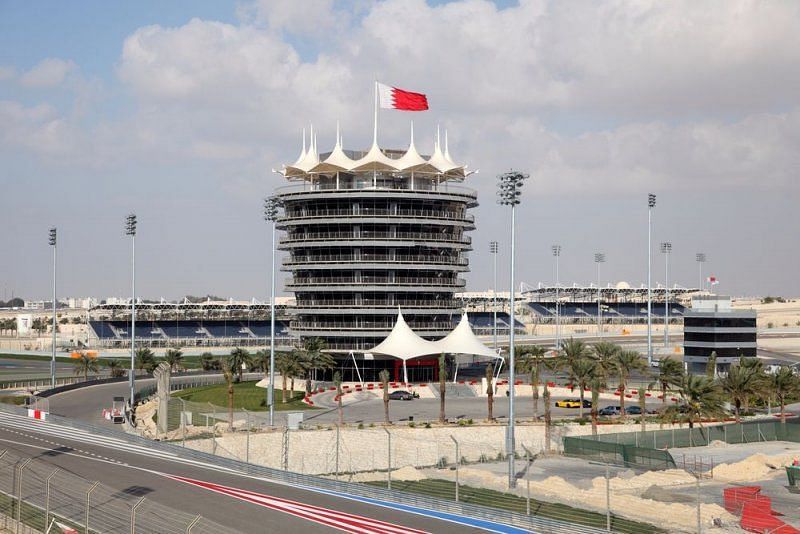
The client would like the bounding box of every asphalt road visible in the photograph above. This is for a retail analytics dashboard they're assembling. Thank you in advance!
[0,410,487,533]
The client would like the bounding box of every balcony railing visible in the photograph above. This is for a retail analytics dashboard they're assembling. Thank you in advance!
[276,182,477,198]
[280,231,471,245]
[290,320,454,331]
[284,254,469,266]
[294,299,460,309]
[281,208,474,223]
[286,276,466,287]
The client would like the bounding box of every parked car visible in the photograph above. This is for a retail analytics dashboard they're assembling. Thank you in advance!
[625,406,643,415]
[388,390,413,401]
[555,398,592,408]
[598,405,622,416]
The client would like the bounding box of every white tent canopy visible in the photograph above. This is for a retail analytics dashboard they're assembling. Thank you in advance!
[433,312,497,358]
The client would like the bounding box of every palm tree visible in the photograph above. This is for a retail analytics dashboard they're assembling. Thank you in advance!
[253,350,269,373]
[705,351,717,378]
[720,364,758,423]
[333,371,344,425]
[302,343,334,393]
[438,353,447,424]
[228,347,252,382]
[543,383,552,452]
[485,362,494,421]
[638,385,651,432]
[222,360,235,432]
[678,374,725,428]
[200,352,215,371]
[560,338,590,368]
[592,341,620,387]
[517,345,547,419]
[657,358,685,412]
[164,348,184,372]
[104,358,126,378]
[738,357,765,414]
[565,357,596,419]
[135,347,156,373]
[590,378,601,437]
[72,351,99,381]
[770,366,798,424]
[614,350,646,420]
[379,369,391,424]
[276,351,301,403]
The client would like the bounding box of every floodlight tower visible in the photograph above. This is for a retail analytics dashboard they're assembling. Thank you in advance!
[696,253,706,293]
[647,194,656,366]
[48,227,57,388]
[264,195,282,426]
[661,242,672,347]
[497,170,527,489]
[125,214,137,408]
[552,245,561,349]
[490,241,499,352]
[594,253,605,336]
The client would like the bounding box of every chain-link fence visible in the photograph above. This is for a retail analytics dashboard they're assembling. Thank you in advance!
[0,448,233,534]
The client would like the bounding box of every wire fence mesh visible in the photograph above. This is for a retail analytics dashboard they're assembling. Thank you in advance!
[0,448,234,534]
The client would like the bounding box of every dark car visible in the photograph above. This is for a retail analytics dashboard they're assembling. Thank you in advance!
[625,406,643,415]
[598,405,622,416]
[388,390,413,401]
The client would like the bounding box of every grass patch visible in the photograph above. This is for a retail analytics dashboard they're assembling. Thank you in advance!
[172,381,316,411]
[364,479,662,534]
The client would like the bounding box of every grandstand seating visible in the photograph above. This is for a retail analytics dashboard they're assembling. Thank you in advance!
[468,312,525,334]
[89,319,291,341]
[525,302,685,319]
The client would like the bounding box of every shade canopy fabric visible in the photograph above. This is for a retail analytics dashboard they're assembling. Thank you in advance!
[367,310,440,361]
[433,312,497,358]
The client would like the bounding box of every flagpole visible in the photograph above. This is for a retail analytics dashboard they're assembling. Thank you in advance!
[373,80,378,144]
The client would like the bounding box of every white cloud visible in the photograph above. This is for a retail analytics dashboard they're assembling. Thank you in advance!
[0,66,15,81]
[19,58,76,88]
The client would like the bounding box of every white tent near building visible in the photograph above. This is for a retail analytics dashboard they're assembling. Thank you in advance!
[434,312,502,383]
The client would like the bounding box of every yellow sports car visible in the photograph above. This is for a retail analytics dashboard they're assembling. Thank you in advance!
[555,398,592,408]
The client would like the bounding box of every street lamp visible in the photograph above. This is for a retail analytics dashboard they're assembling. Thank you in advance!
[48,227,57,389]
[594,253,605,336]
[552,245,561,349]
[647,194,655,366]
[125,214,137,409]
[661,242,672,347]
[497,170,527,489]
[489,241,499,352]
[264,195,283,427]
[696,253,706,292]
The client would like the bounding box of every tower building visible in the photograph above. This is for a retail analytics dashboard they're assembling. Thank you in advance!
[276,125,477,380]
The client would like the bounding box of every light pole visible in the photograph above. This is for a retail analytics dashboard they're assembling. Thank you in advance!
[594,253,605,336]
[264,195,282,427]
[647,194,656,366]
[497,170,527,489]
[490,241,499,352]
[696,253,706,293]
[552,245,561,349]
[49,227,57,389]
[661,242,672,347]
[125,214,137,408]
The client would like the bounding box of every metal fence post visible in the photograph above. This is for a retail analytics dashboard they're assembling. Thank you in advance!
[185,515,201,533]
[130,497,145,534]
[45,467,59,531]
[385,428,392,491]
[696,475,701,534]
[15,458,31,534]
[605,462,611,531]
[85,481,99,534]
[334,423,340,480]
[180,398,187,447]
[525,450,531,515]
[244,409,250,464]
[450,435,459,502]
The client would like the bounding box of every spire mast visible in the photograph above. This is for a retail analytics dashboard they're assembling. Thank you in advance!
[373,80,378,145]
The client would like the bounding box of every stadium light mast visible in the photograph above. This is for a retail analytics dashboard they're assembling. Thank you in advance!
[594,253,605,337]
[264,195,282,427]
[552,245,561,349]
[696,253,706,293]
[48,227,57,389]
[489,241,499,352]
[661,242,672,348]
[647,194,656,366]
[125,214,137,409]
[497,170,527,489]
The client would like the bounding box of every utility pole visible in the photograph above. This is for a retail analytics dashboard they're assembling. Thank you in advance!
[696,253,706,293]
[125,214,137,408]
[49,227,57,389]
[490,241,499,353]
[552,245,561,349]
[264,196,282,426]
[661,242,672,347]
[594,253,605,337]
[647,194,656,366]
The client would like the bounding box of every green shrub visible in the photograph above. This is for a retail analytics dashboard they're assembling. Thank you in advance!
[357,423,364,429]
[424,422,431,429]
[408,421,416,428]
[768,322,775,328]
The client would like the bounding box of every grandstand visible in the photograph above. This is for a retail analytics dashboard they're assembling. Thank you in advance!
[466,311,525,336]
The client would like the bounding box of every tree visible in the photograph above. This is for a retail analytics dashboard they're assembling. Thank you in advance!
[657,358,685,412]
[517,345,547,420]
[565,357,596,419]
[163,348,184,373]
[560,338,590,368]
[379,369,391,424]
[200,352,215,371]
[72,351,99,381]
[276,352,301,403]
[543,383,552,452]
[104,358,126,378]
[678,374,725,428]
[333,371,343,425]
[614,350,646,420]
[228,347,252,383]
[705,351,717,378]
[438,353,447,424]
[301,337,330,381]
[592,341,620,387]
[720,364,758,423]
[253,350,270,374]
[738,357,766,414]
[135,348,157,373]
[222,360,235,432]
[770,366,798,424]
[485,362,494,421]
[638,385,650,432]
[590,378,600,437]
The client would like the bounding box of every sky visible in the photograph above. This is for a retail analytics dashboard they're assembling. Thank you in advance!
[1,0,799,302]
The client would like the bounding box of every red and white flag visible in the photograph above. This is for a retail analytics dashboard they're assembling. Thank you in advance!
[377,82,429,111]
[707,276,719,285]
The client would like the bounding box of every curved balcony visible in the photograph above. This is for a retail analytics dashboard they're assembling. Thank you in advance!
[279,208,474,227]
[277,182,478,205]
[283,254,469,270]
[286,276,466,289]
[280,231,471,246]
[290,320,454,333]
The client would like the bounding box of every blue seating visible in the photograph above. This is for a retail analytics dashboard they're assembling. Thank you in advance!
[90,319,291,341]
[525,302,685,319]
